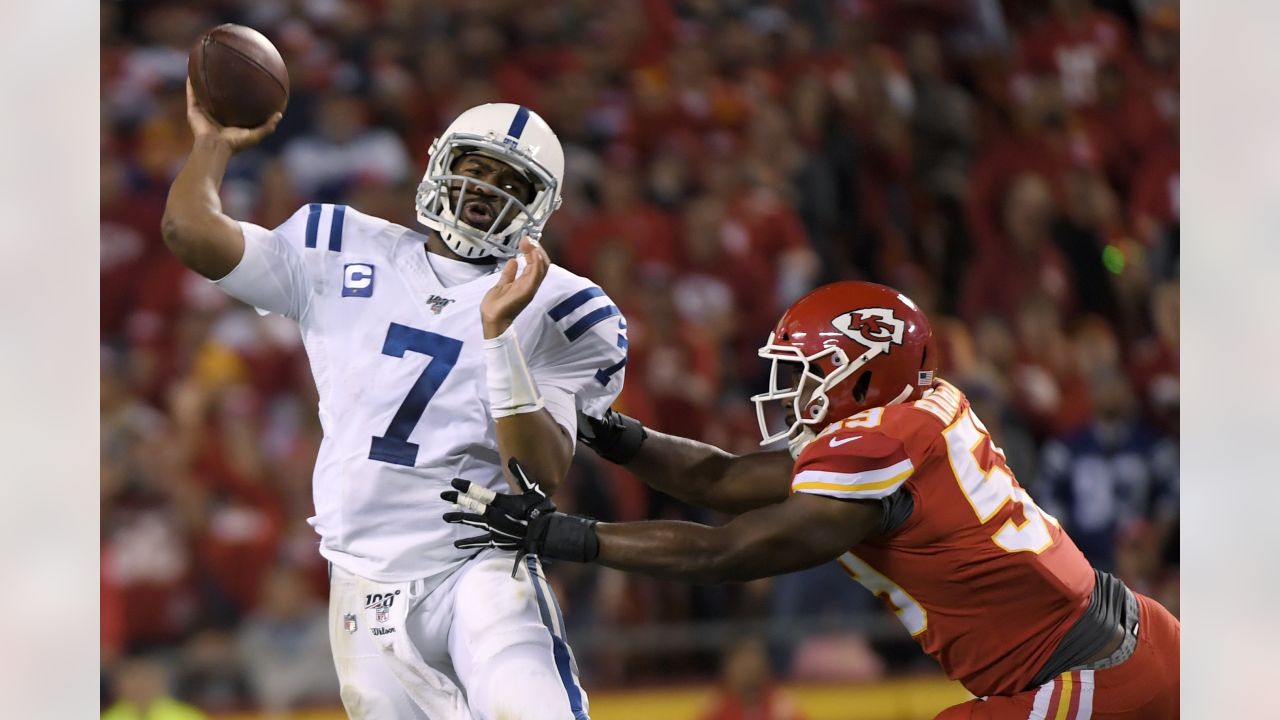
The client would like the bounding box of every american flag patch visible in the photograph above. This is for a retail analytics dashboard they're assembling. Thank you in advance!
[918,370,935,386]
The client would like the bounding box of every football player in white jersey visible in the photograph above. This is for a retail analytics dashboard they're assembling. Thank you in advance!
[161,81,625,720]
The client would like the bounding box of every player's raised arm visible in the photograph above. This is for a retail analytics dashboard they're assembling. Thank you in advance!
[579,409,793,514]
[161,80,281,280]
[481,237,575,495]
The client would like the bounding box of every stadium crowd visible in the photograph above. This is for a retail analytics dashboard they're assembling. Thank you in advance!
[101,0,1179,714]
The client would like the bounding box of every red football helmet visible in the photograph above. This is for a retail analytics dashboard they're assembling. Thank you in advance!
[751,281,939,448]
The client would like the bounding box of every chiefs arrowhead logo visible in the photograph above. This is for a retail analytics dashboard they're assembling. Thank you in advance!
[832,308,905,354]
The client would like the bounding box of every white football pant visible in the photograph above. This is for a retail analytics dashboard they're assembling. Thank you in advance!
[328,550,589,719]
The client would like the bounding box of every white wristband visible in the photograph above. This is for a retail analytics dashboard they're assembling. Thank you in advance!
[484,325,544,418]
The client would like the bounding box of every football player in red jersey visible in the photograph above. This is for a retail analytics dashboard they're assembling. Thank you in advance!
[444,281,1180,719]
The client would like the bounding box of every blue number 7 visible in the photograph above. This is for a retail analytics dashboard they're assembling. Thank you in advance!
[369,323,464,467]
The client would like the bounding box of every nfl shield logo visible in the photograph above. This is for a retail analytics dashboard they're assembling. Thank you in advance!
[343,613,358,634]
[376,607,389,623]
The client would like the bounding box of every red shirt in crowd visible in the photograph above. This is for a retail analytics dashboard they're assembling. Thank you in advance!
[1020,9,1136,107]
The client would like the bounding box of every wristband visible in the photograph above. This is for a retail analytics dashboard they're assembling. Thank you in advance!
[484,326,544,418]
[539,514,600,563]
[579,409,647,465]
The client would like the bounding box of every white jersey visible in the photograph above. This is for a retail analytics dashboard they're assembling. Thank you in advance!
[216,203,627,582]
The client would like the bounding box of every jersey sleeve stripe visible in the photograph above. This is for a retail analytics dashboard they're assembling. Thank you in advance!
[594,357,627,386]
[328,204,347,252]
[548,286,605,321]
[791,471,911,499]
[304,203,322,248]
[565,305,620,341]
[799,439,911,475]
[791,459,914,496]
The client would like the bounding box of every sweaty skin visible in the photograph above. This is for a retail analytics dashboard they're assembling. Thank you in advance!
[592,487,883,583]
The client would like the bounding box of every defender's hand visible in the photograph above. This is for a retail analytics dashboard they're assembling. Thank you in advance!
[442,458,599,575]
[480,237,550,339]
[186,79,281,153]
[443,458,556,554]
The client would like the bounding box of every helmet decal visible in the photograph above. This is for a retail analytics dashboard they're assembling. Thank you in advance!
[505,105,531,140]
[832,308,905,355]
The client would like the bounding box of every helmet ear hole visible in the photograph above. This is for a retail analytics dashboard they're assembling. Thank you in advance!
[852,370,873,404]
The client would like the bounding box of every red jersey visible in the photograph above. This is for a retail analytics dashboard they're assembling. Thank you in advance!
[791,381,1095,697]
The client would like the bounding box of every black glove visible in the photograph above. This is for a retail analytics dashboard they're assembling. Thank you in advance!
[442,458,599,577]
[577,407,647,465]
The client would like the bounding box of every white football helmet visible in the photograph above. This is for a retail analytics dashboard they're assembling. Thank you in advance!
[415,103,565,259]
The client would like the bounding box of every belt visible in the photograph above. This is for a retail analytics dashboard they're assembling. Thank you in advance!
[1072,584,1140,672]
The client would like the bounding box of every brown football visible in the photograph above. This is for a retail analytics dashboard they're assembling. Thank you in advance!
[188,24,289,128]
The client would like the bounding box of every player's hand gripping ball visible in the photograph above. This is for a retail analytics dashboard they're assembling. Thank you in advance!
[188,23,289,128]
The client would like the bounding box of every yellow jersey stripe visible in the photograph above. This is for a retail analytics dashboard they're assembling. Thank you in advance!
[792,467,913,494]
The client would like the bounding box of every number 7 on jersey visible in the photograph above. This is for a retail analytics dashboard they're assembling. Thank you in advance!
[369,323,463,467]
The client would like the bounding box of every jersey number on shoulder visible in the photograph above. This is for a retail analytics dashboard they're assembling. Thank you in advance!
[942,409,1060,554]
[369,323,463,467]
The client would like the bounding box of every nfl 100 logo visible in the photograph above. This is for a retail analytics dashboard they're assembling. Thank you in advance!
[364,590,400,623]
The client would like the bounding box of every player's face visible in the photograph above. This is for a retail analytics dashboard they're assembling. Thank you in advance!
[449,153,536,234]
[779,361,823,425]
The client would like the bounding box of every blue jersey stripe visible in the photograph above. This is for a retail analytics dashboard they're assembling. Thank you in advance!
[507,105,531,140]
[548,287,605,321]
[328,205,347,252]
[565,305,619,342]
[526,557,588,719]
[304,203,322,248]
[594,357,627,387]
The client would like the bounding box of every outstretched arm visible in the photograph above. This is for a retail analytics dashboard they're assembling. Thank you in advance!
[592,491,880,583]
[444,459,883,584]
[628,431,793,514]
[162,80,281,279]
[580,410,792,514]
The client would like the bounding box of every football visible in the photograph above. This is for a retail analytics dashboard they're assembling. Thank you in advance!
[187,24,289,128]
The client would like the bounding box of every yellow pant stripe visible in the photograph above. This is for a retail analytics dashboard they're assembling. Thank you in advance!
[1054,672,1074,720]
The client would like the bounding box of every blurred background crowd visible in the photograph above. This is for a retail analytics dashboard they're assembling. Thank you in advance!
[101,0,1179,716]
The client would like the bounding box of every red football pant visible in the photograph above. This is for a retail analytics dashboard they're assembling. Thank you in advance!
[934,593,1179,719]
